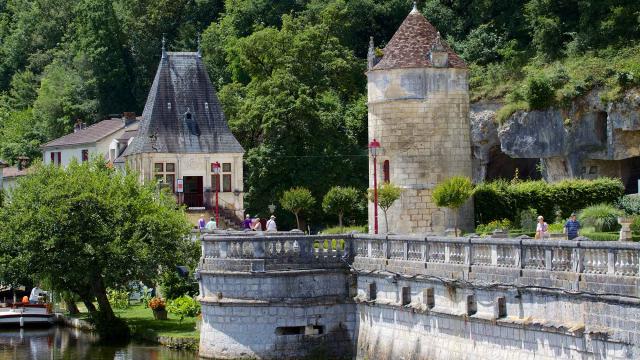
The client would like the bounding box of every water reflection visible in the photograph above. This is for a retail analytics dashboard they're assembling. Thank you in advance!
[0,327,198,360]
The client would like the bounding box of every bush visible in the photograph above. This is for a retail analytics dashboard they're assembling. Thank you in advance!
[582,232,619,241]
[525,75,555,109]
[159,268,199,300]
[632,216,640,233]
[548,222,564,233]
[475,219,512,235]
[578,204,624,232]
[166,295,201,323]
[107,288,130,310]
[517,208,538,232]
[618,194,640,215]
[320,225,367,234]
[474,178,624,225]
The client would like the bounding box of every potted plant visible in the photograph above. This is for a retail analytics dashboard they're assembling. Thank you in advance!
[149,297,167,320]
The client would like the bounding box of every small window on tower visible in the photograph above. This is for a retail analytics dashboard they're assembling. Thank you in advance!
[383,160,390,183]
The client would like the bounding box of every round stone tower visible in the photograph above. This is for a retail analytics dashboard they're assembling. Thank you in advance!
[367,5,473,234]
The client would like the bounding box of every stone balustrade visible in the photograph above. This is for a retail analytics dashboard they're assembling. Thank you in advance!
[353,234,640,277]
[201,231,640,280]
[200,231,352,272]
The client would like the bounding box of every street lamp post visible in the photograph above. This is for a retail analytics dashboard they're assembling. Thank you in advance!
[368,139,381,234]
[212,161,221,225]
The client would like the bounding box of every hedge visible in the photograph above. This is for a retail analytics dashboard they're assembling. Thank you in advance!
[474,178,625,225]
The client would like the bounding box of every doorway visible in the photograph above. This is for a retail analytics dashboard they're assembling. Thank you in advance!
[183,176,203,207]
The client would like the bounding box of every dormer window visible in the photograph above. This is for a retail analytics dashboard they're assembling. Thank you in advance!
[204,102,209,110]
[184,111,200,136]
[167,102,172,110]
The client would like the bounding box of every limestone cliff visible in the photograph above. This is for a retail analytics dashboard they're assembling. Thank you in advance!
[470,89,640,191]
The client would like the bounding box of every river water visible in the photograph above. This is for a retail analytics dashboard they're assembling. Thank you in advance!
[0,327,198,360]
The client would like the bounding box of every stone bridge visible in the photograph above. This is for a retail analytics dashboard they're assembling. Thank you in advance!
[197,232,640,359]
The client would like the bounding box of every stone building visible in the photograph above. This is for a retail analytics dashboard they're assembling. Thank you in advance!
[41,113,139,167]
[367,5,473,234]
[122,46,245,216]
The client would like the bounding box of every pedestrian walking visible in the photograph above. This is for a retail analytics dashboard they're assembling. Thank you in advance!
[205,217,217,231]
[266,215,277,232]
[564,212,581,240]
[198,215,206,231]
[243,214,252,230]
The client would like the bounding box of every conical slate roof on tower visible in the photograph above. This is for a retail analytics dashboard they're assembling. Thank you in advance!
[372,6,466,70]
[123,51,244,156]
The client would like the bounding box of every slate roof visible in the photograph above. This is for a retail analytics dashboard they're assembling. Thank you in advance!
[123,52,244,156]
[2,166,28,179]
[41,119,134,148]
[372,7,466,71]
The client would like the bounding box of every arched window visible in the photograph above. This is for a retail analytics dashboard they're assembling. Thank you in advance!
[383,160,390,183]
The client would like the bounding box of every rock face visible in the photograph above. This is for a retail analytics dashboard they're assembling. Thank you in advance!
[471,88,640,191]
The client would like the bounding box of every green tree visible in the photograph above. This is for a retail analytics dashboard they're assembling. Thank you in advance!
[0,158,191,338]
[280,187,316,230]
[369,182,402,234]
[322,186,363,228]
[432,176,473,236]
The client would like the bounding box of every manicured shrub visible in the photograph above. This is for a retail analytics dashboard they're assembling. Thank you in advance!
[578,204,624,232]
[433,176,474,236]
[474,178,624,225]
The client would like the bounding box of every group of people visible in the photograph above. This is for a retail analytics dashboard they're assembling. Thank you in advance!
[198,216,218,231]
[242,214,277,232]
[197,213,278,232]
[535,213,581,240]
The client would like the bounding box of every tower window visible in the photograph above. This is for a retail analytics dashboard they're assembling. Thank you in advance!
[383,160,390,183]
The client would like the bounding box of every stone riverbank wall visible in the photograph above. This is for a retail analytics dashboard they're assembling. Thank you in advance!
[198,231,640,359]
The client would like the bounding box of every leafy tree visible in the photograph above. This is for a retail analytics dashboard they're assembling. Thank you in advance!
[0,158,191,337]
[322,186,363,228]
[280,187,316,230]
[368,182,402,234]
[432,176,473,236]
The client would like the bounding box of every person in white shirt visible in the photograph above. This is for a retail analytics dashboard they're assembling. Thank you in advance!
[535,215,549,239]
[205,217,217,231]
[266,215,277,232]
[29,286,44,304]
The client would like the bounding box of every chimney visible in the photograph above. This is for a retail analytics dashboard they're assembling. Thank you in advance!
[74,119,83,133]
[123,112,136,126]
[429,32,449,68]
[16,156,29,171]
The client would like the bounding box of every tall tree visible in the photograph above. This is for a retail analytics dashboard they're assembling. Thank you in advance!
[0,158,191,332]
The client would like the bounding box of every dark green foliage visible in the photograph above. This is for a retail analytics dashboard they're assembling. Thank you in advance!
[474,178,625,225]
[618,194,640,215]
[524,75,556,109]
[159,269,199,300]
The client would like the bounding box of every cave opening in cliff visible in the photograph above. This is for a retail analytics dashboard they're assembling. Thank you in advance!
[485,146,542,181]
[622,156,640,194]
[595,111,608,144]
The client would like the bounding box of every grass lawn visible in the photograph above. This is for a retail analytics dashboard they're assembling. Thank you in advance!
[115,303,199,339]
[65,302,199,340]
